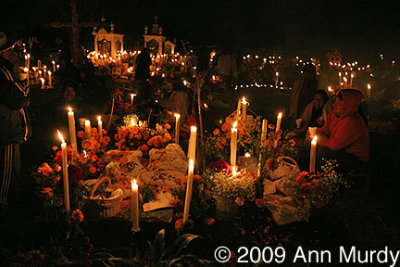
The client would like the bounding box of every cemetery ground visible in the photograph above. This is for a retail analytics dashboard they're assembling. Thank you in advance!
[1,86,400,266]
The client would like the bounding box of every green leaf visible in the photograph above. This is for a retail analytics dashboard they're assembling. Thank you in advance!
[164,233,200,260]
[150,229,166,264]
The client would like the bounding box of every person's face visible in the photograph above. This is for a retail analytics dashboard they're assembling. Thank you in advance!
[313,94,325,109]
[63,87,76,102]
[333,97,343,116]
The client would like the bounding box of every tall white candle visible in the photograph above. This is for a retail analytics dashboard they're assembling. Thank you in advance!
[188,126,197,162]
[236,98,241,119]
[276,112,282,133]
[84,120,92,138]
[350,73,354,87]
[67,107,78,153]
[338,72,342,87]
[174,113,180,144]
[97,116,103,137]
[230,121,238,167]
[130,93,135,104]
[40,78,45,89]
[24,67,29,86]
[52,60,56,72]
[131,179,140,232]
[343,77,348,88]
[48,71,52,88]
[183,160,194,225]
[57,130,70,212]
[275,71,279,87]
[241,97,247,120]
[310,136,317,173]
[258,119,268,176]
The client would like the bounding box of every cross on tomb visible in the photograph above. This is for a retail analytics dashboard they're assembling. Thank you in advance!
[50,0,99,66]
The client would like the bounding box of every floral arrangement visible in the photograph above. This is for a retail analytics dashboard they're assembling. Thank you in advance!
[112,88,135,117]
[204,170,258,205]
[295,159,350,208]
[205,116,262,162]
[114,118,172,154]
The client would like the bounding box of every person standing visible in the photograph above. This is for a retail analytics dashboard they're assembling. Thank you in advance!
[135,47,152,81]
[0,32,31,208]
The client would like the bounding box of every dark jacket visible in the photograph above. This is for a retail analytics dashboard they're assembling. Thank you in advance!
[0,57,32,144]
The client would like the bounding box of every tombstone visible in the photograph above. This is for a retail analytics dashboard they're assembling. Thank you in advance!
[143,16,175,55]
[93,22,124,58]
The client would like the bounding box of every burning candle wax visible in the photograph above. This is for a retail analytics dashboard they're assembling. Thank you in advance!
[183,160,194,225]
[84,120,92,138]
[67,107,78,153]
[174,113,180,144]
[131,179,140,232]
[310,136,318,173]
[57,130,70,212]
[230,121,238,167]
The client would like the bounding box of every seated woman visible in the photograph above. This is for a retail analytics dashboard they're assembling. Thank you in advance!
[306,88,370,173]
[289,89,330,137]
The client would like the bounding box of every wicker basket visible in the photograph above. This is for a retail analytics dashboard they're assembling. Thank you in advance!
[84,176,123,219]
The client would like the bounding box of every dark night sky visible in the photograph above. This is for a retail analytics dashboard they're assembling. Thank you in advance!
[1,0,400,58]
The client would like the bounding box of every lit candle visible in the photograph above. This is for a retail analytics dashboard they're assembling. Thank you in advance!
[182,160,194,225]
[48,71,52,88]
[236,98,241,119]
[130,93,135,104]
[67,107,78,153]
[52,60,56,72]
[40,78,45,89]
[350,73,354,87]
[174,113,180,144]
[232,165,238,176]
[24,67,29,86]
[310,136,317,173]
[84,120,92,138]
[97,116,103,136]
[188,126,197,162]
[57,130,70,212]
[276,112,282,133]
[230,121,238,167]
[338,72,342,87]
[131,179,140,232]
[275,71,279,87]
[328,86,334,94]
[241,97,247,121]
[367,83,371,98]
[343,77,348,88]
[25,54,30,69]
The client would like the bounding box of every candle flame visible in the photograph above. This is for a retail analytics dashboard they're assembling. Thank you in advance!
[131,179,137,189]
[328,86,333,92]
[278,112,282,119]
[174,113,180,119]
[276,71,279,76]
[83,150,87,158]
[85,120,90,126]
[233,121,237,129]
[191,126,197,132]
[232,166,237,175]
[48,71,51,75]
[24,67,28,72]
[57,130,65,143]
[312,136,318,144]
[244,152,251,158]
[367,83,371,90]
[97,115,101,121]
[68,107,72,113]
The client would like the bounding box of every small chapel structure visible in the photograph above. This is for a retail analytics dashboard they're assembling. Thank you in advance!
[92,20,124,58]
[143,16,175,55]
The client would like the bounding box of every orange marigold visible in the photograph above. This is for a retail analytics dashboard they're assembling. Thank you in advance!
[164,123,171,130]
[71,209,84,223]
[213,128,220,135]
[77,131,85,139]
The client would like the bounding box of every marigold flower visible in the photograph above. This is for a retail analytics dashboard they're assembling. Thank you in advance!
[52,145,58,151]
[203,217,215,225]
[175,219,183,230]
[164,123,171,130]
[213,128,220,135]
[220,137,227,145]
[89,166,97,174]
[139,144,149,152]
[235,197,244,206]
[71,209,84,223]
[42,187,53,197]
[81,140,91,150]
[77,131,85,139]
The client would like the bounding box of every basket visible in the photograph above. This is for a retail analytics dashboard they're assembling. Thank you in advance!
[84,176,123,219]
[268,156,300,180]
